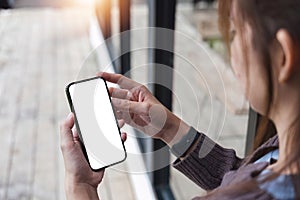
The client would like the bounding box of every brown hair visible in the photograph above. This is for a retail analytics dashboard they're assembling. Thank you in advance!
[216,0,300,197]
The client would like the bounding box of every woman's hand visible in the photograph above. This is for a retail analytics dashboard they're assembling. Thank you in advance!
[60,113,127,200]
[98,72,190,146]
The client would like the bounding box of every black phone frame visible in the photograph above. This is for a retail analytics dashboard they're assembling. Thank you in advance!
[65,76,127,171]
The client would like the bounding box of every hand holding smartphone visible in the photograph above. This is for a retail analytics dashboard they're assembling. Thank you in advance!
[65,77,127,171]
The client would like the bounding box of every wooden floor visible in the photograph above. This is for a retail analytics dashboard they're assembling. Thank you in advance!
[14,0,90,8]
[0,8,134,200]
[0,3,249,200]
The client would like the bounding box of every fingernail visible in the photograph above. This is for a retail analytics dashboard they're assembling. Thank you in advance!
[67,113,73,120]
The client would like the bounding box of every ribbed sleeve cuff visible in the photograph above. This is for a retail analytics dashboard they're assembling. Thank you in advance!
[172,133,242,190]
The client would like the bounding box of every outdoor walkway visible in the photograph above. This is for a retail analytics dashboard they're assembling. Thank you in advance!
[0,2,250,200]
[0,7,134,200]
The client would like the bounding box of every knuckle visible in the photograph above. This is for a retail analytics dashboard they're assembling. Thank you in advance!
[60,143,67,151]
[59,121,65,131]
[111,97,117,103]
[125,90,131,99]
[140,85,148,91]
[117,74,124,82]
[142,103,151,115]
[60,142,72,152]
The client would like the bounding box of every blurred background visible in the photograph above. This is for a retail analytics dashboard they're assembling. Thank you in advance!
[0,0,253,199]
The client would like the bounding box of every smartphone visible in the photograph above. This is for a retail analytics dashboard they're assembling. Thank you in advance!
[65,77,127,171]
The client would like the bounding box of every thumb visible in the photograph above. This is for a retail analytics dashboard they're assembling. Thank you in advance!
[60,113,75,150]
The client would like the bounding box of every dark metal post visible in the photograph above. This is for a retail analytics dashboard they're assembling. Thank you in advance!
[119,0,131,77]
[148,0,177,199]
[0,0,14,8]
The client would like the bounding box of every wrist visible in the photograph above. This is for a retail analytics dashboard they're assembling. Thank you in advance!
[160,112,190,147]
[65,175,99,200]
[170,127,200,158]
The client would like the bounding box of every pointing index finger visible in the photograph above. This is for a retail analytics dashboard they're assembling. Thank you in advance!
[97,72,140,90]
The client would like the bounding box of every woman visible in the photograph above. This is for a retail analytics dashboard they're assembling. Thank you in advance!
[60,0,300,199]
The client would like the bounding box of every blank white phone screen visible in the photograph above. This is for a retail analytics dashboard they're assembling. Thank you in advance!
[69,78,126,170]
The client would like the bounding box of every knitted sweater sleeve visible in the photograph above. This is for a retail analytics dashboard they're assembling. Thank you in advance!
[172,132,243,190]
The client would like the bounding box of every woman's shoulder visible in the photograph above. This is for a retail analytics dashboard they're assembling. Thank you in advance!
[259,170,297,200]
[215,162,297,200]
[194,162,292,200]
[243,135,279,165]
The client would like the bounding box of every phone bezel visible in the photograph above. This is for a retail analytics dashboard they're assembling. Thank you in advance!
[65,76,127,171]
